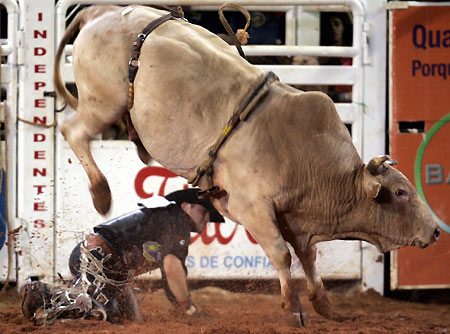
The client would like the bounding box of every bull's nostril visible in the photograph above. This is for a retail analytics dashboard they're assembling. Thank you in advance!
[434,228,440,240]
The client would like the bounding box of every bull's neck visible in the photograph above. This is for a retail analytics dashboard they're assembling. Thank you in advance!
[325,164,386,244]
[313,164,374,233]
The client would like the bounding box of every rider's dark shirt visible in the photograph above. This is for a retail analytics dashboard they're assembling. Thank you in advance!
[94,204,191,272]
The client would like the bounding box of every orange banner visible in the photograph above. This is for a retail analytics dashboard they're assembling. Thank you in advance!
[390,5,450,288]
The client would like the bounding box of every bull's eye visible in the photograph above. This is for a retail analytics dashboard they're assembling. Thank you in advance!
[395,189,405,196]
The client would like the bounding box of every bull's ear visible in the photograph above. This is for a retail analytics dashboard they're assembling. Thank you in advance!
[365,180,381,199]
[363,170,382,199]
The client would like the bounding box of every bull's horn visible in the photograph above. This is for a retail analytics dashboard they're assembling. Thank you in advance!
[367,155,391,176]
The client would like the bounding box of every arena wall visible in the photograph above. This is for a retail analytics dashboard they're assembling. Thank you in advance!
[1,0,390,293]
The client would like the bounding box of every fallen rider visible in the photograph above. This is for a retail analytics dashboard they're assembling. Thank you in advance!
[20,188,224,325]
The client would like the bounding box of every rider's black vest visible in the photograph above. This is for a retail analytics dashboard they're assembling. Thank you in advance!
[94,204,189,253]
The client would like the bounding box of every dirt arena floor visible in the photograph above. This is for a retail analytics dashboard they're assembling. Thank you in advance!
[1,280,449,334]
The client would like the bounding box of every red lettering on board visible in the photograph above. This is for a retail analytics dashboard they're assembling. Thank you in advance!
[33,219,45,228]
[34,47,46,56]
[245,229,257,244]
[34,133,45,142]
[34,64,45,73]
[34,202,46,211]
[33,185,45,195]
[30,11,50,232]
[134,166,182,198]
[190,223,258,245]
[191,223,238,244]
[34,99,46,108]
[33,116,47,125]
[35,82,46,90]
[34,30,47,39]
[33,168,46,177]
[34,151,45,159]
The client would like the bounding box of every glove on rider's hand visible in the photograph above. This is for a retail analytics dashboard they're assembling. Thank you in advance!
[185,303,212,319]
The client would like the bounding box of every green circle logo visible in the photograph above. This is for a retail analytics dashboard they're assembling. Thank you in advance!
[414,113,450,234]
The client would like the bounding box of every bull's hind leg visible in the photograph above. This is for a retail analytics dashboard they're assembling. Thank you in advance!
[291,238,342,321]
[228,197,306,327]
[60,111,113,215]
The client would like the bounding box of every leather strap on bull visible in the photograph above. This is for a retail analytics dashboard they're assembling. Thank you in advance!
[127,7,185,111]
[218,3,251,59]
[189,71,279,197]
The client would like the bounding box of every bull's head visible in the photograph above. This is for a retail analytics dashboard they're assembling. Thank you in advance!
[361,155,440,252]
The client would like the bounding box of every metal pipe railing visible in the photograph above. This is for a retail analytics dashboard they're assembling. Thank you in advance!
[56,0,364,14]
[56,0,365,58]
[55,0,366,155]
[63,44,358,58]
[0,0,19,56]
[0,0,19,288]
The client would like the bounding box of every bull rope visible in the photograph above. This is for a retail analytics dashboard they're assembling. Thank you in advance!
[188,71,278,196]
[34,279,94,326]
[78,244,130,288]
[218,3,251,59]
[31,244,129,325]
[17,117,56,128]
[188,4,280,196]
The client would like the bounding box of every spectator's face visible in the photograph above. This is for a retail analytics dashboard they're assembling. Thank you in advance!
[330,16,344,45]
[182,203,210,233]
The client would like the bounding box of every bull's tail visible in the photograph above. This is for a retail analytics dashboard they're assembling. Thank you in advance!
[53,11,85,110]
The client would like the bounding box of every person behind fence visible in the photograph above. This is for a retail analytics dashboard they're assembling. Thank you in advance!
[319,12,353,103]
[20,188,224,324]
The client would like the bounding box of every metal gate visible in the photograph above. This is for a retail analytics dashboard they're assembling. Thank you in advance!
[0,0,19,282]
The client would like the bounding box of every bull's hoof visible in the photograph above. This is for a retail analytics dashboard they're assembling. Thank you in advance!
[309,291,342,321]
[90,177,112,215]
[283,311,307,327]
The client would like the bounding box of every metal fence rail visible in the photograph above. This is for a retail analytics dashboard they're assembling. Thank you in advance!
[56,0,366,153]
[0,0,19,283]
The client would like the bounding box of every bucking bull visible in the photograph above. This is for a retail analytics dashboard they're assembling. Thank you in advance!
[54,5,439,326]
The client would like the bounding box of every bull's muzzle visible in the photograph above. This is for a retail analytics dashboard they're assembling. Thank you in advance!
[412,227,440,249]
[434,227,441,240]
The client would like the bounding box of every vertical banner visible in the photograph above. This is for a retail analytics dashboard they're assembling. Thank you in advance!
[390,5,450,289]
[17,1,55,282]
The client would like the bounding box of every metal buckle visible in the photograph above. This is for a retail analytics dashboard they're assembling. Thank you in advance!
[197,186,221,198]
[129,58,140,67]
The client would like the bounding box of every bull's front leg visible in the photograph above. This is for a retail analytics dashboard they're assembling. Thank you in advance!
[227,197,306,327]
[61,113,112,215]
[292,239,343,321]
